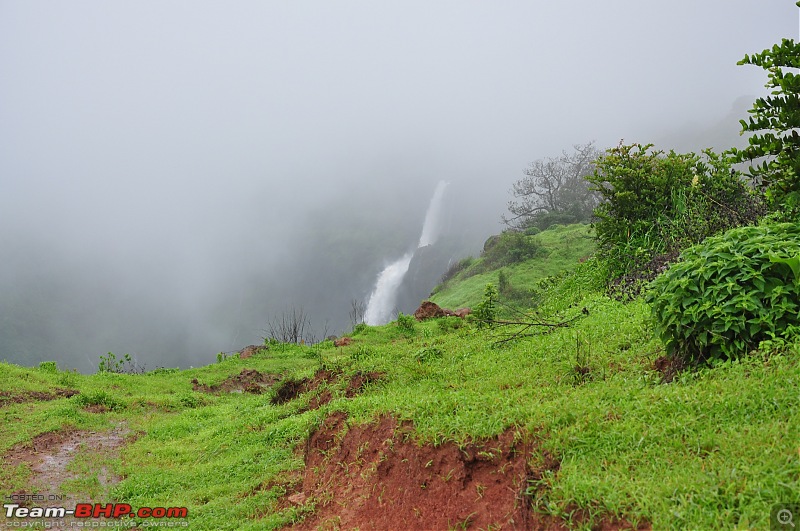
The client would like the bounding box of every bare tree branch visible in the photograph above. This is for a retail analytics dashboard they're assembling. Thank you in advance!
[503,142,602,230]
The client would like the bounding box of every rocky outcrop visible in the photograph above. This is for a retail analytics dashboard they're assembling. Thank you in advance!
[239,345,268,359]
[413,301,451,320]
[413,301,471,321]
[395,244,454,316]
[453,307,472,318]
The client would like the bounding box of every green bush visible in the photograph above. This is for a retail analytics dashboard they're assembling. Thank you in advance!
[648,223,800,364]
[523,212,579,232]
[587,144,764,280]
[178,393,200,409]
[98,352,144,374]
[436,316,464,333]
[38,361,58,373]
[523,226,541,236]
[473,284,498,328]
[396,313,416,334]
[438,256,476,285]
[481,231,542,269]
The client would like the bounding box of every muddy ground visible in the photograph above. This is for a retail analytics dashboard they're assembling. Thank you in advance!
[2,424,130,525]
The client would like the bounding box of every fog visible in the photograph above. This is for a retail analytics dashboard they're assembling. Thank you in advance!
[0,1,795,371]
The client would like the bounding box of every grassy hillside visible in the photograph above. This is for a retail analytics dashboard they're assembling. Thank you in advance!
[430,223,595,310]
[1,227,799,529]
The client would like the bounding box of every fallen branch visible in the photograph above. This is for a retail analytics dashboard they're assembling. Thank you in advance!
[477,301,588,345]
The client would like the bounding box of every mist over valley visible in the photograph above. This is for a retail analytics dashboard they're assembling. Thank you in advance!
[0,1,794,372]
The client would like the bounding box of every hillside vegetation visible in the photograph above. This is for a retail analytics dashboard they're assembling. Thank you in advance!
[430,223,595,310]
[4,25,800,530]
[1,222,798,528]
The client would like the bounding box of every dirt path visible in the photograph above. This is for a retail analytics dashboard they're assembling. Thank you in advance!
[2,424,130,525]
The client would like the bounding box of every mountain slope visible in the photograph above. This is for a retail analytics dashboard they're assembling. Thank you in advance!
[1,228,798,529]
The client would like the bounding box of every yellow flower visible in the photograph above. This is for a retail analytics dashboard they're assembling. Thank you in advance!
[691,174,699,187]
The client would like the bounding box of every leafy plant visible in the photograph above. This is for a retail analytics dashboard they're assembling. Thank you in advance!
[648,223,800,364]
[414,346,444,364]
[481,231,542,269]
[98,352,144,374]
[498,270,510,296]
[38,361,58,373]
[178,393,200,409]
[351,345,374,361]
[473,284,498,328]
[437,316,464,333]
[731,22,800,218]
[396,313,416,334]
[587,143,764,281]
[352,322,369,336]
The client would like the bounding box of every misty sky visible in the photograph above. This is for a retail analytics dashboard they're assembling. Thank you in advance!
[0,1,796,371]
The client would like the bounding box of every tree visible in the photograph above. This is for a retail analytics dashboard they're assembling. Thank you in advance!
[264,307,313,344]
[349,298,366,329]
[502,142,602,230]
[731,11,800,218]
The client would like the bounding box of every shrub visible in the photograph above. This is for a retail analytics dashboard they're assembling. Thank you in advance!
[437,316,464,333]
[481,231,542,269]
[648,223,800,364]
[414,346,444,364]
[524,212,581,231]
[498,270,510,296]
[98,352,145,374]
[732,34,800,217]
[216,352,236,363]
[473,284,498,328]
[178,393,200,409]
[523,226,541,236]
[439,256,476,285]
[396,313,416,334]
[38,361,58,373]
[587,143,765,280]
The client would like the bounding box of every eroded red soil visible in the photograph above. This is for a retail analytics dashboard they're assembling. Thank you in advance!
[192,368,279,394]
[271,369,384,408]
[289,413,534,530]
[0,388,79,407]
[280,413,650,530]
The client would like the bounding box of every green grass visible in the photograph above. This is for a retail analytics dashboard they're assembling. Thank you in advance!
[1,225,798,529]
[431,223,595,309]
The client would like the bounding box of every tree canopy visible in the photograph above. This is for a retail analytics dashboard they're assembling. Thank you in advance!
[503,143,601,230]
[731,10,800,218]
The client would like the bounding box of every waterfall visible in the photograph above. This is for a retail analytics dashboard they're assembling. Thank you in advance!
[364,181,449,325]
[417,181,449,247]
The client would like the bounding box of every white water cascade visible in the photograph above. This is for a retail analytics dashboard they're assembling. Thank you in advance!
[364,181,449,325]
